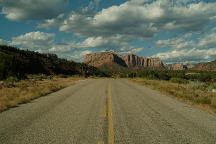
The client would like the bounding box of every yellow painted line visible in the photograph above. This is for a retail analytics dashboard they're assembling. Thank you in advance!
[107,81,115,144]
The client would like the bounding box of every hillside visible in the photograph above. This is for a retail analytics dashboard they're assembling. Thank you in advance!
[191,60,216,71]
[0,45,104,80]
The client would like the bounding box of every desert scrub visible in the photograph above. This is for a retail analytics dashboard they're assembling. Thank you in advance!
[0,76,81,112]
[211,96,216,108]
[170,78,188,84]
[131,78,216,112]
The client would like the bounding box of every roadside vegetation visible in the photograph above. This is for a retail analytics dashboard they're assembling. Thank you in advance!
[129,70,216,112]
[0,45,107,80]
[0,45,108,112]
[0,75,82,112]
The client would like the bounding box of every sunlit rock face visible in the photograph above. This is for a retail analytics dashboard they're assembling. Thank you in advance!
[123,54,164,69]
[84,52,127,68]
[84,52,164,69]
[167,63,188,70]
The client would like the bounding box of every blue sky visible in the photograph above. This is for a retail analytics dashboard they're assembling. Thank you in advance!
[0,0,216,63]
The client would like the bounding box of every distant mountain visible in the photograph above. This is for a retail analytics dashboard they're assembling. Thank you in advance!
[84,52,165,71]
[0,45,104,80]
[191,60,216,71]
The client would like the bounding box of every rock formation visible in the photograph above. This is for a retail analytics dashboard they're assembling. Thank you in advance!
[167,64,188,70]
[123,54,164,69]
[84,52,164,69]
[84,52,127,68]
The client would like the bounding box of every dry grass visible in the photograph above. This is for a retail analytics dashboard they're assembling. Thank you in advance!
[131,78,216,112]
[0,75,82,112]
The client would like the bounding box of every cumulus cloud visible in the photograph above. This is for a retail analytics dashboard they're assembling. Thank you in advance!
[49,35,144,56]
[4,0,216,63]
[36,0,216,63]
[69,50,93,61]
[0,0,68,21]
[39,0,216,39]
[49,43,93,61]
[154,32,216,63]
[198,33,216,48]
[79,36,144,54]
[37,13,65,29]
[0,38,8,45]
[11,31,55,52]
[2,30,142,61]
[156,33,194,49]
[156,32,216,50]
[6,31,94,61]
[153,48,216,63]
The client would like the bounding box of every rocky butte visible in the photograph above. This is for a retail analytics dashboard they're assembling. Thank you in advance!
[123,54,164,69]
[84,52,165,69]
[167,63,188,70]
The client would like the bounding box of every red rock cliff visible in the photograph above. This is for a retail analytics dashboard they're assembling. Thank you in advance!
[84,52,127,68]
[84,52,164,69]
[123,54,164,69]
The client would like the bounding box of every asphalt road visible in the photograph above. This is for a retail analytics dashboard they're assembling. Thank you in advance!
[0,79,216,144]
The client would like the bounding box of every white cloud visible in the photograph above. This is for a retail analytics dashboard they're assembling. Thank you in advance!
[49,35,144,55]
[3,0,216,63]
[79,36,144,54]
[36,0,216,63]
[153,48,216,63]
[0,38,8,45]
[80,35,130,48]
[80,50,92,57]
[48,43,93,61]
[156,32,216,50]
[154,32,216,63]
[3,31,142,62]
[198,33,216,48]
[156,33,194,49]
[37,13,65,29]
[0,0,68,21]
[69,50,93,62]
[39,0,216,39]
[11,31,55,52]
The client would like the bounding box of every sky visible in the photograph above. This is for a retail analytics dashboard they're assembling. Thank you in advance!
[0,0,216,63]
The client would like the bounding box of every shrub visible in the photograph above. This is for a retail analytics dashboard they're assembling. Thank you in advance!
[170,78,188,84]
[211,97,216,108]
[187,81,206,90]
[6,76,19,82]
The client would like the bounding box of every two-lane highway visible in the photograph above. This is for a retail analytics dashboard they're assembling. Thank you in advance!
[0,79,216,144]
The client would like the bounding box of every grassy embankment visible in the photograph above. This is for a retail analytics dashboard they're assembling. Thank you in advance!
[131,78,216,112]
[0,75,82,112]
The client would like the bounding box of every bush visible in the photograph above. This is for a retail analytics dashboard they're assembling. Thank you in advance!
[170,78,188,84]
[211,97,216,108]
[6,76,19,82]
